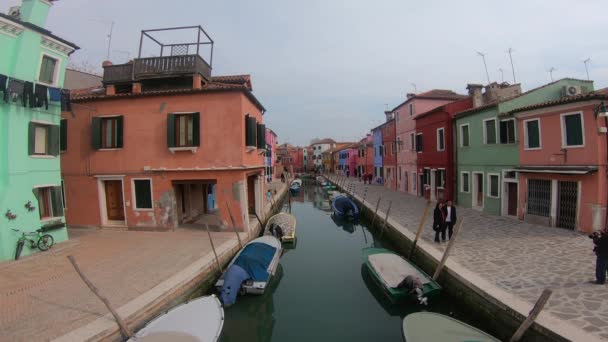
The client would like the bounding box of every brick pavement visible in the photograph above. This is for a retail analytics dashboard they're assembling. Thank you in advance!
[331,175,608,340]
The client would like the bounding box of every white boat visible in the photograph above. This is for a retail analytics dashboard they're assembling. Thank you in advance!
[265,212,297,243]
[402,312,500,342]
[128,295,223,342]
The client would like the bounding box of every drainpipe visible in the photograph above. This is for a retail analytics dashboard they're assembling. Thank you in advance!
[603,111,608,231]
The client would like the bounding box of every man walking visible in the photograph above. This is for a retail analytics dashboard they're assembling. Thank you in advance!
[442,200,457,241]
[591,231,608,284]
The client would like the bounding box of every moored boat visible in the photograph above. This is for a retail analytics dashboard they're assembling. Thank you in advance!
[128,295,224,342]
[402,312,500,342]
[362,247,441,304]
[331,195,359,219]
[265,212,297,243]
[289,179,302,193]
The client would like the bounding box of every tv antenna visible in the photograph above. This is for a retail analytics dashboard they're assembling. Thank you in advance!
[507,48,517,83]
[411,83,417,93]
[106,21,115,61]
[499,68,504,83]
[548,67,557,82]
[477,51,490,84]
[583,58,591,80]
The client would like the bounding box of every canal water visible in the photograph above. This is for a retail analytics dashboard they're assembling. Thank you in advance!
[218,182,481,342]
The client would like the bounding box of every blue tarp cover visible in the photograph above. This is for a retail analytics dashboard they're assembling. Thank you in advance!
[333,196,358,215]
[220,264,250,306]
[234,242,277,282]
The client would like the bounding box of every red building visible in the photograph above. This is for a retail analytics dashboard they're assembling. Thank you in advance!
[381,113,397,189]
[356,134,374,179]
[276,144,304,174]
[413,97,472,202]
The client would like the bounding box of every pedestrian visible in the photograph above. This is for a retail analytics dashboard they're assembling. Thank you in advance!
[590,230,608,284]
[346,170,350,178]
[266,189,272,202]
[280,173,285,183]
[442,200,457,240]
[433,201,445,243]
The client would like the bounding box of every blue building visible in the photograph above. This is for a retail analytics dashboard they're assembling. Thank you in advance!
[372,126,383,183]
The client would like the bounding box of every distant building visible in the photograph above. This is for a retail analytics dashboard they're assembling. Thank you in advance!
[265,128,278,181]
[311,138,336,171]
[63,69,102,90]
[356,134,374,178]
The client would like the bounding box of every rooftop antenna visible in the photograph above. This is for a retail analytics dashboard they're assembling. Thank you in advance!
[507,48,517,83]
[548,67,557,82]
[106,21,115,61]
[499,68,504,83]
[583,58,591,80]
[411,83,417,93]
[384,103,389,111]
[477,51,491,84]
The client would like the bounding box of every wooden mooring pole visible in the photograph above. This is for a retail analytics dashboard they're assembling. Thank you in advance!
[362,187,368,204]
[432,217,464,281]
[67,255,133,339]
[226,202,243,248]
[205,224,223,273]
[370,197,382,228]
[509,289,553,342]
[379,200,392,238]
[408,201,432,260]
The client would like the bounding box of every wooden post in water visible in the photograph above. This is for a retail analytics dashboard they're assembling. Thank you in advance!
[509,289,553,342]
[432,217,464,281]
[362,187,368,204]
[379,200,392,238]
[226,201,243,248]
[67,255,133,339]
[408,201,432,260]
[371,197,382,228]
[205,224,223,273]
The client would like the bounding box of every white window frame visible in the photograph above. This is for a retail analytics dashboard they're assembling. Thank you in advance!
[560,111,585,148]
[460,171,470,193]
[437,168,446,189]
[523,118,542,150]
[487,173,500,198]
[459,124,470,147]
[131,178,154,211]
[33,122,50,156]
[410,132,415,150]
[499,118,517,144]
[483,118,498,144]
[412,172,417,191]
[37,52,62,87]
[436,127,445,151]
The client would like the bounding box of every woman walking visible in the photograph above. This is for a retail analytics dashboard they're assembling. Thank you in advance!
[433,201,446,243]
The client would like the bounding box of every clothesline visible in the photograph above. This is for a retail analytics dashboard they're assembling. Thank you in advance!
[0,73,72,112]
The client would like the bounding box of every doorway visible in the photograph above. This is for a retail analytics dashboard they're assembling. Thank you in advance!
[506,182,518,216]
[247,175,256,215]
[104,180,125,221]
[472,172,484,210]
[556,181,578,230]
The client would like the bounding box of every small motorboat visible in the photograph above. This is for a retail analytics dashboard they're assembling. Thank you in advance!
[215,236,282,306]
[289,179,302,193]
[331,195,359,220]
[327,191,345,201]
[265,212,297,243]
[128,295,224,342]
[362,247,441,304]
[315,176,326,185]
[402,312,500,342]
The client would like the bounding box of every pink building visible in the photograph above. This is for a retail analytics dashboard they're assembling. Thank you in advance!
[265,128,278,181]
[337,145,357,177]
[510,90,608,233]
[394,90,467,195]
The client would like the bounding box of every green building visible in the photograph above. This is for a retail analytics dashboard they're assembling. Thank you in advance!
[0,0,78,260]
[454,79,593,217]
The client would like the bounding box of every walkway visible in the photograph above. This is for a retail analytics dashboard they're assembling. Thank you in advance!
[331,175,607,341]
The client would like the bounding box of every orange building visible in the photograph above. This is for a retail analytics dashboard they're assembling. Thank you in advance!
[61,27,267,232]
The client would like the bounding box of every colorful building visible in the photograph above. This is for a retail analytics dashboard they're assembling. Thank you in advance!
[0,0,78,260]
[311,138,336,171]
[381,113,397,189]
[509,89,608,232]
[454,79,594,217]
[356,134,374,179]
[337,144,357,177]
[372,125,383,183]
[265,128,277,181]
[276,143,304,174]
[394,90,466,195]
[413,97,473,202]
[61,27,266,232]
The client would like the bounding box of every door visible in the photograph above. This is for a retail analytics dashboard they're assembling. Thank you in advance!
[507,183,518,216]
[556,181,578,230]
[473,173,483,208]
[430,170,436,201]
[247,175,256,214]
[104,180,124,221]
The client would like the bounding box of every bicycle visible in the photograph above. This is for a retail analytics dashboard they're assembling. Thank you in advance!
[12,229,54,260]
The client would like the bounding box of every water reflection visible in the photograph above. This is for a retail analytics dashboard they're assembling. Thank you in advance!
[330,213,356,234]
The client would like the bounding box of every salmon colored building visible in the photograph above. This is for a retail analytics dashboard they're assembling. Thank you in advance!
[510,90,608,233]
[276,144,303,174]
[413,97,472,202]
[265,128,278,181]
[381,113,397,189]
[61,27,267,232]
[356,134,374,179]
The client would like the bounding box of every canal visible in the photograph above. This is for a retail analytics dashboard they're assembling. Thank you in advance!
[218,182,483,341]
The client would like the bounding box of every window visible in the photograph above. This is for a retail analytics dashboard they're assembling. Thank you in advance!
[398,166,402,180]
[133,179,153,210]
[488,174,499,198]
[410,133,415,150]
[60,119,67,152]
[484,119,497,144]
[28,122,59,156]
[437,169,446,188]
[424,169,430,185]
[460,124,470,147]
[561,112,584,147]
[396,137,401,152]
[437,128,445,151]
[412,172,417,191]
[92,116,124,150]
[461,172,470,193]
[35,186,64,219]
[524,119,541,149]
[404,171,408,191]
[39,55,58,85]
[527,179,551,217]
[409,103,414,116]
[256,123,266,149]
[61,180,66,208]
[500,119,516,144]
[416,133,423,152]
[379,145,383,156]
[244,114,257,148]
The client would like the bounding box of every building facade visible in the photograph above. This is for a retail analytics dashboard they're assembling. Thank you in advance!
[0,0,78,260]
[381,114,397,189]
[337,145,357,177]
[356,134,374,179]
[265,128,277,181]
[372,126,383,183]
[311,138,336,171]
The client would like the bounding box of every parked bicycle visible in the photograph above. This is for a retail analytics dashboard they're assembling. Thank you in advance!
[12,229,54,260]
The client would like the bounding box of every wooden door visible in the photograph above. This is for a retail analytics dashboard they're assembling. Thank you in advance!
[104,180,124,221]
[475,174,483,207]
[507,183,518,216]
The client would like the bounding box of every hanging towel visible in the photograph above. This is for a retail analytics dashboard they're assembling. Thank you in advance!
[34,83,49,110]
[7,79,24,103]
[49,87,61,102]
[23,81,35,108]
[0,74,7,103]
[60,89,72,111]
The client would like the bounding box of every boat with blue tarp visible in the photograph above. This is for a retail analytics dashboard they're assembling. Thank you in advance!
[331,195,359,220]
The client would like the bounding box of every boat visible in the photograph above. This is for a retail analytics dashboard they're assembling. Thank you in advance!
[265,212,297,243]
[128,295,224,342]
[402,312,500,342]
[331,213,356,233]
[327,190,345,201]
[215,236,282,306]
[362,247,441,304]
[289,179,302,193]
[331,195,359,219]
[316,176,326,185]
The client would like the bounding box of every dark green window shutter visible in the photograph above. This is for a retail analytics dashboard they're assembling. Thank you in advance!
[60,119,67,152]
[256,123,265,148]
[48,125,60,156]
[192,112,200,147]
[485,120,496,144]
[28,122,36,155]
[246,116,257,147]
[116,116,124,148]
[565,114,583,146]
[91,117,102,150]
[244,114,249,145]
[527,120,540,148]
[167,114,176,148]
[134,180,153,209]
[51,186,64,217]
[500,121,508,144]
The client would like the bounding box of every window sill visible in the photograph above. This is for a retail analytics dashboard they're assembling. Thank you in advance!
[37,80,57,88]
[30,155,56,159]
[561,145,584,149]
[98,148,122,151]
[133,208,154,212]
[246,146,257,152]
[487,195,500,199]
[524,147,542,151]
[41,217,63,224]
[169,147,198,154]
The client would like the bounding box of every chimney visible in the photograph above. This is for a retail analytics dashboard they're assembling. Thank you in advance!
[406,93,415,99]
[20,0,53,27]
[384,111,394,122]
[102,60,113,68]
[467,84,483,108]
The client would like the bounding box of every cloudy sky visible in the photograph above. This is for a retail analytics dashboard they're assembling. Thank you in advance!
[8,0,608,145]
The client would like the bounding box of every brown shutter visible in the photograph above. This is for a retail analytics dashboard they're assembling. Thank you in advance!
[48,124,60,156]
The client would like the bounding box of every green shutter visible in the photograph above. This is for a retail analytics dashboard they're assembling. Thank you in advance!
[134,180,153,209]
[527,121,540,148]
[486,120,496,144]
[48,125,60,156]
[257,123,265,148]
[192,112,200,147]
[167,114,176,148]
[60,119,67,151]
[51,186,64,217]
[28,122,36,155]
[565,114,583,146]
[500,121,508,144]
[462,126,469,146]
[116,116,124,148]
[91,117,102,150]
[246,116,257,147]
